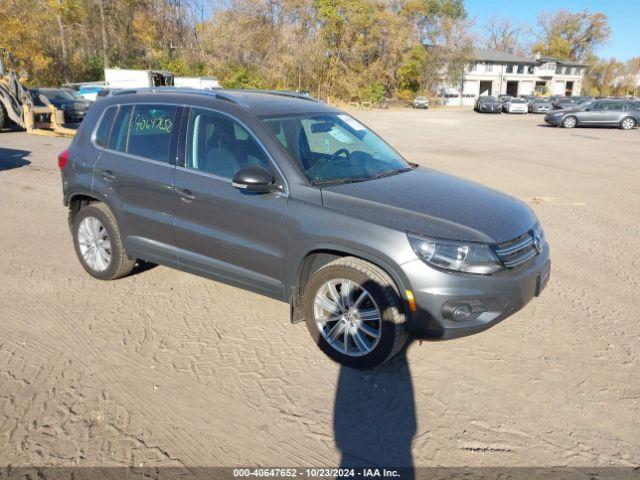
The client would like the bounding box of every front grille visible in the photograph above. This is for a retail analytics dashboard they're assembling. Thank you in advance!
[493,231,538,268]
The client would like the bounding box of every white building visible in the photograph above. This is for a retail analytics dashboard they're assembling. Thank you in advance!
[441,48,588,106]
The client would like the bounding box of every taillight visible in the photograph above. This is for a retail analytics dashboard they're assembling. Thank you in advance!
[58,149,69,169]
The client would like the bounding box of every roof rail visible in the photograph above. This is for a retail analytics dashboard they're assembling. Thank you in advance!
[110,87,320,106]
[111,87,247,107]
[232,89,321,103]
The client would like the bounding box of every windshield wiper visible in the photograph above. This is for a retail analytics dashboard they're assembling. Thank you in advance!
[374,167,414,179]
[311,177,371,187]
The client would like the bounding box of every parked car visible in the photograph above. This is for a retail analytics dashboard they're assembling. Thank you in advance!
[412,96,429,109]
[503,97,528,114]
[551,96,580,110]
[544,99,640,130]
[30,87,92,124]
[59,89,550,369]
[474,96,502,113]
[528,98,553,114]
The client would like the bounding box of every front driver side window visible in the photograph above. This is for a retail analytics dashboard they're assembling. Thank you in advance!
[186,108,271,180]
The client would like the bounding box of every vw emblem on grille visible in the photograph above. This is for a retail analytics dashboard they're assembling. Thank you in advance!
[533,233,543,254]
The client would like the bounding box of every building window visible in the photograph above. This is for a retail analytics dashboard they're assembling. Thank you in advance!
[517,65,524,74]
[486,62,493,72]
[528,65,534,74]
[556,65,563,74]
[469,62,477,72]
[506,64,514,73]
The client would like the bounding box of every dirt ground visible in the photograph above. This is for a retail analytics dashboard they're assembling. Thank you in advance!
[0,109,639,470]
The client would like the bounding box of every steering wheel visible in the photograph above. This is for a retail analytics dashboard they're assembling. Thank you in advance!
[329,148,352,163]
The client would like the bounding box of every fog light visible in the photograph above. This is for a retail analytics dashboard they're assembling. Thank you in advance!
[442,300,488,322]
[452,304,472,321]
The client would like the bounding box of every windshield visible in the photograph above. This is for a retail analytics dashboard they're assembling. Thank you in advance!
[533,98,549,103]
[511,99,527,104]
[262,113,411,185]
[40,89,82,102]
[483,97,499,104]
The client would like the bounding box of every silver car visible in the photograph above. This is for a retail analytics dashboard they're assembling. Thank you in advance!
[412,96,429,109]
[545,99,640,129]
[60,89,550,369]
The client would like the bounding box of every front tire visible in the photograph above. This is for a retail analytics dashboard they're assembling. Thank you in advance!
[303,257,407,369]
[562,115,577,128]
[620,117,636,130]
[72,203,136,280]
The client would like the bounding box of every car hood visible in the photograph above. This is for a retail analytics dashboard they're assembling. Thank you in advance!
[321,167,536,244]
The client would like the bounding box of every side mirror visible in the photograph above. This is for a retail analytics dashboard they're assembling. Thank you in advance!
[232,166,277,194]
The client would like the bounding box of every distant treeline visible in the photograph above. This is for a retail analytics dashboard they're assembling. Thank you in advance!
[1,0,637,99]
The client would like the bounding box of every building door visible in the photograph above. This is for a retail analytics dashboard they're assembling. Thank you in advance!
[479,81,492,96]
[565,81,574,96]
[506,81,518,97]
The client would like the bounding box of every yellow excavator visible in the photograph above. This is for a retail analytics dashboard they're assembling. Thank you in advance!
[0,48,75,137]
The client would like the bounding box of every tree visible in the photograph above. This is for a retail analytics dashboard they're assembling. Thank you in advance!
[532,10,610,62]
[482,17,528,55]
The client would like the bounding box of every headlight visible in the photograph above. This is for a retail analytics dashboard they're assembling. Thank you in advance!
[408,233,503,274]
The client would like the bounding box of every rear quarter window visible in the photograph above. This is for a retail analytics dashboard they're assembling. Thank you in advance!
[107,105,133,152]
[94,106,117,147]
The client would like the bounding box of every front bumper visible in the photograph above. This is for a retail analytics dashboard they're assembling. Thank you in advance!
[402,244,550,340]
[544,114,563,126]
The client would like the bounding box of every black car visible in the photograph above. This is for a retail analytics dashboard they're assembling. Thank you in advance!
[474,96,502,113]
[30,88,92,124]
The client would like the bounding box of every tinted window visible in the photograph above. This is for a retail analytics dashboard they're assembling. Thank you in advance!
[107,105,132,152]
[186,108,270,179]
[127,105,178,162]
[95,106,117,147]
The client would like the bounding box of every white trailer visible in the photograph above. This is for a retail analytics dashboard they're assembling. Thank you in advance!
[104,69,174,89]
[174,77,222,90]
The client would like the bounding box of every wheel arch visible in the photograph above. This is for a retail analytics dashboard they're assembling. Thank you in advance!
[288,245,411,324]
[65,190,121,231]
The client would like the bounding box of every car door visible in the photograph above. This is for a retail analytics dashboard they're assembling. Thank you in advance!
[577,101,607,124]
[172,107,288,299]
[93,103,181,266]
[603,101,624,124]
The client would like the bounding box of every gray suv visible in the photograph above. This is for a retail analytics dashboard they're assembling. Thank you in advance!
[59,89,550,369]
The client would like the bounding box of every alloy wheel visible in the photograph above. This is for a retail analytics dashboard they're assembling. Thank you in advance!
[314,279,381,357]
[77,216,111,272]
[621,118,635,130]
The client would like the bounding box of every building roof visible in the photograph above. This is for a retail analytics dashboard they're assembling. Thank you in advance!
[536,56,588,67]
[471,48,588,68]
[472,48,536,64]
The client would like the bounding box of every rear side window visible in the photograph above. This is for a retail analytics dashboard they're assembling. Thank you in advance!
[107,105,133,152]
[128,105,178,163]
[94,106,117,147]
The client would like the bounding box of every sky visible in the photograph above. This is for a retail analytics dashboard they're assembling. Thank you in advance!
[466,0,640,61]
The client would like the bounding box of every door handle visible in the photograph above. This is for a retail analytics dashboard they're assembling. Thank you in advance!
[175,187,196,202]
[101,169,115,181]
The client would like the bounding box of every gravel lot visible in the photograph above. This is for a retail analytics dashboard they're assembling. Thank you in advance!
[0,108,639,470]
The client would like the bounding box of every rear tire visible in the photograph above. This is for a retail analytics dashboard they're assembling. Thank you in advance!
[620,117,636,130]
[72,203,136,280]
[303,257,408,369]
[0,105,6,131]
[562,115,577,128]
